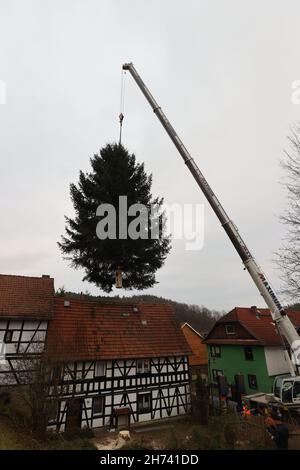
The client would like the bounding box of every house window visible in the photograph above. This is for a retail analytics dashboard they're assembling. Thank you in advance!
[48,401,59,423]
[52,365,62,381]
[137,393,151,413]
[4,330,13,343]
[212,369,223,382]
[210,345,221,358]
[244,347,253,361]
[293,381,300,399]
[95,361,106,377]
[225,324,235,335]
[248,374,257,390]
[93,396,104,415]
[137,359,151,374]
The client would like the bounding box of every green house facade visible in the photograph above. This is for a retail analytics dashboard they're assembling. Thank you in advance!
[203,306,300,398]
[208,343,274,395]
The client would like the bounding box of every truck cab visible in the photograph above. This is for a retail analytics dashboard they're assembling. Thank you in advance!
[274,375,300,405]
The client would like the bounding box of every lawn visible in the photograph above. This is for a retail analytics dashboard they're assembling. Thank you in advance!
[108,414,300,450]
[1,413,299,450]
[0,416,97,450]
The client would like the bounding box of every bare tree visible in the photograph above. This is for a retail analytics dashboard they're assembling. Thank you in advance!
[2,336,64,438]
[277,123,300,301]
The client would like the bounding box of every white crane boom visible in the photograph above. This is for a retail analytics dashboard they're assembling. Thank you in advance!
[123,62,300,374]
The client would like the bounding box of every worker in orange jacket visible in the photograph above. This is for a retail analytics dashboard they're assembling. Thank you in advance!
[242,403,251,418]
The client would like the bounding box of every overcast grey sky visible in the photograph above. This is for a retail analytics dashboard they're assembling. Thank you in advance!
[1,0,300,310]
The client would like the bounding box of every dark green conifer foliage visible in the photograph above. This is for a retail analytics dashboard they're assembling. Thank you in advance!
[59,144,171,292]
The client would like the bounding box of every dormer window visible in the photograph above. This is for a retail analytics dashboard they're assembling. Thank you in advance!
[225,324,235,335]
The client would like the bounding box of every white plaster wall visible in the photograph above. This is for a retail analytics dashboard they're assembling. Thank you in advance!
[265,347,291,376]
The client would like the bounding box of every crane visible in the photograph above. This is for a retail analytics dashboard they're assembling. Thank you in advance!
[123,62,300,407]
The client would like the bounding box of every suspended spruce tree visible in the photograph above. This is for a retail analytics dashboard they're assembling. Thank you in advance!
[59,143,171,292]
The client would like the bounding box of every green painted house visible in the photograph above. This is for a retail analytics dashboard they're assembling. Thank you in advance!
[203,306,300,398]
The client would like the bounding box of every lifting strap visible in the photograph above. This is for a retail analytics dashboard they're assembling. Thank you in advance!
[119,69,126,145]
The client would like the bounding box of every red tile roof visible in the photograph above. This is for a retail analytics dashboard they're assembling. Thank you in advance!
[0,274,54,319]
[203,307,300,346]
[46,298,192,361]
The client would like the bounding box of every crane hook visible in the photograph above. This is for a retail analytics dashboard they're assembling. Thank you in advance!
[119,112,124,145]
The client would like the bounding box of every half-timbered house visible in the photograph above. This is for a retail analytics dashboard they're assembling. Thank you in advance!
[45,298,192,432]
[0,274,54,385]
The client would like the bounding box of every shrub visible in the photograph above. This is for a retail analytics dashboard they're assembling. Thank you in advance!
[53,437,97,450]
[122,440,153,450]
[64,428,95,440]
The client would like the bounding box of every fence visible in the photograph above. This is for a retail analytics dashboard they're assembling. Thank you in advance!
[223,414,300,449]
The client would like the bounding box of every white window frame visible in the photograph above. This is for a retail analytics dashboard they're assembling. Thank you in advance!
[212,369,223,382]
[225,324,236,335]
[248,374,258,390]
[210,345,221,358]
[93,396,104,415]
[138,392,151,413]
[95,361,106,378]
[137,359,151,374]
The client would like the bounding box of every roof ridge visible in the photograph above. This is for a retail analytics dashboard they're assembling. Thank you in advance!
[0,273,54,280]
[181,322,204,338]
[54,297,173,308]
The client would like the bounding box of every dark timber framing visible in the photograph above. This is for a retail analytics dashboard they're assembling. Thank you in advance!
[48,356,191,432]
[0,319,48,385]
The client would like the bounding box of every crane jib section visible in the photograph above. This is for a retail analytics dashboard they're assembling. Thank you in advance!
[122,62,300,370]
